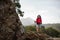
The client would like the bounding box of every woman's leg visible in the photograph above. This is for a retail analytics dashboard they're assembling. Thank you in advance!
[36,24,39,32]
[36,27,39,32]
[38,24,42,33]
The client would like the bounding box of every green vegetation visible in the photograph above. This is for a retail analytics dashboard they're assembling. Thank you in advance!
[45,27,60,37]
[25,26,36,32]
[25,26,60,37]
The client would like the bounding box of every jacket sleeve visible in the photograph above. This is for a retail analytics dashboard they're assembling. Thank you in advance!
[40,18,42,24]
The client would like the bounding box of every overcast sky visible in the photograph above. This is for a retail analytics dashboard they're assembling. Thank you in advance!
[20,0,60,24]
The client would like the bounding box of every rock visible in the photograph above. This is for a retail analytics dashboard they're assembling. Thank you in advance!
[0,0,24,40]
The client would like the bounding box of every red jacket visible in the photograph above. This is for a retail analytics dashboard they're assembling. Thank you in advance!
[36,17,42,24]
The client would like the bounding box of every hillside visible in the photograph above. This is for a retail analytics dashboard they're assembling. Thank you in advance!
[43,24,60,32]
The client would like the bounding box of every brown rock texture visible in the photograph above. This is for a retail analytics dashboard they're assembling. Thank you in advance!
[0,0,24,40]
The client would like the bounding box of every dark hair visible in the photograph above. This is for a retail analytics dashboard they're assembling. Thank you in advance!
[37,15,41,18]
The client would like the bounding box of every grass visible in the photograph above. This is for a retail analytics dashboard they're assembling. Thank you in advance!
[24,25,60,37]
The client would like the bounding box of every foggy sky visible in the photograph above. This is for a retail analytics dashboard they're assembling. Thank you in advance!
[20,0,60,24]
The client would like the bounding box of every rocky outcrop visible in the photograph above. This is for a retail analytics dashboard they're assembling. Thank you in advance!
[0,0,24,40]
[24,31,50,40]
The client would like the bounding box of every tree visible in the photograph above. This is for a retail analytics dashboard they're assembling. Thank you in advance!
[0,0,24,40]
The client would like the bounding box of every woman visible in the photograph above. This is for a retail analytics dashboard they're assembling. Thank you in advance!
[35,15,42,32]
